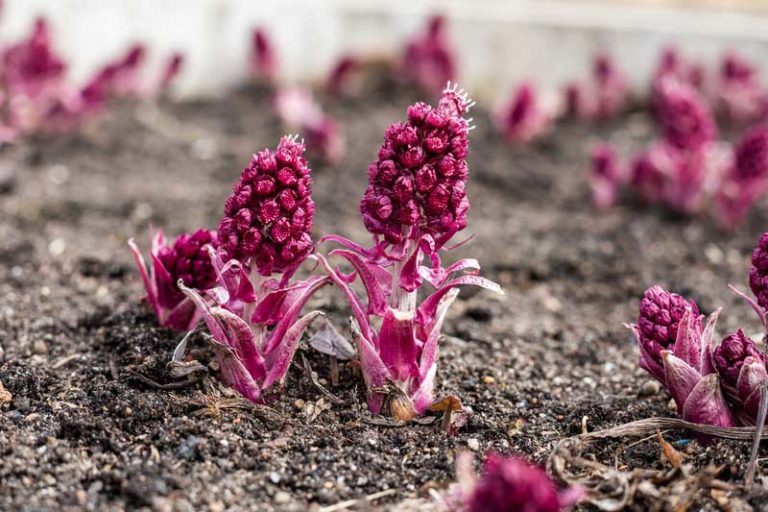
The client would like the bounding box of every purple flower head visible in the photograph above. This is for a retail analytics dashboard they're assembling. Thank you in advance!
[713,330,768,426]
[749,232,768,312]
[2,17,67,99]
[128,229,218,331]
[453,453,582,512]
[722,52,757,84]
[217,136,314,275]
[635,285,700,383]
[251,28,278,82]
[713,330,766,399]
[360,84,472,248]
[657,77,717,151]
[718,52,765,122]
[734,125,768,183]
[630,291,735,427]
[494,82,554,143]
[591,52,629,119]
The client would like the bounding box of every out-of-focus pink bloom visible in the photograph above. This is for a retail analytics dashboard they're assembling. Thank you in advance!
[401,15,456,94]
[718,52,765,123]
[273,88,345,164]
[159,52,184,94]
[589,143,625,209]
[629,286,735,427]
[445,452,583,512]
[318,86,501,419]
[714,125,768,230]
[749,232,768,313]
[494,82,555,144]
[326,55,359,96]
[129,229,218,331]
[591,53,629,119]
[656,77,717,151]
[251,28,278,83]
[1,17,66,99]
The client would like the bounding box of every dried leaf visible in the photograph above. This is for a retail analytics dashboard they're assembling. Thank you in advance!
[304,397,332,423]
[657,430,683,469]
[309,320,356,360]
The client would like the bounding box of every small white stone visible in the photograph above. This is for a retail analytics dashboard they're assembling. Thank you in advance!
[467,438,480,451]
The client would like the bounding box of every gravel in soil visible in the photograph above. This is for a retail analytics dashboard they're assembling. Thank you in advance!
[1,89,768,511]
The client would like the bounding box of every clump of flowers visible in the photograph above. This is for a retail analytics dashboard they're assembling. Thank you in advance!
[656,77,717,152]
[250,28,278,84]
[564,52,629,121]
[717,52,767,124]
[128,229,218,331]
[630,232,768,430]
[628,286,735,427]
[650,45,705,114]
[317,84,501,420]
[401,15,456,94]
[178,136,330,402]
[274,87,345,164]
[494,82,556,144]
[443,452,583,512]
[325,55,360,96]
[589,143,625,209]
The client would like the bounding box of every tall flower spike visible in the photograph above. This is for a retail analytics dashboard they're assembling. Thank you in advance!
[630,286,735,427]
[1,17,66,99]
[217,135,314,275]
[589,143,624,209]
[319,85,501,420]
[360,83,472,249]
[591,52,629,120]
[444,452,583,512]
[718,52,765,123]
[401,15,456,94]
[128,229,218,331]
[178,138,329,403]
[251,28,277,83]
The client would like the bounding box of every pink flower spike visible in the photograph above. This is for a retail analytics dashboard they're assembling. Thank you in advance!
[128,228,218,331]
[718,52,765,123]
[159,52,184,95]
[713,329,767,423]
[319,85,501,420]
[590,52,629,119]
[251,28,278,83]
[656,77,717,151]
[494,82,555,144]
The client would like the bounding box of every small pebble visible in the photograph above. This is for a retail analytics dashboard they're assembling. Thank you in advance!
[274,492,291,504]
[467,438,480,451]
[294,399,305,410]
[32,340,48,355]
[639,380,660,397]
[123,407,132,417]
[482,376,496,385]
[269,472,281,484]
[323,481,334,489]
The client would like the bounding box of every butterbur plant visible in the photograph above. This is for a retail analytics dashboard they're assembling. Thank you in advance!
[656,77,717,152]
[628,286,735,427]
[443,452,582,512]
[717,52,767,123]
[713,330,767,426]
[316,84,502,420]
[325,55,359,97]
[589,143,625,209]
[274,87,344,164]
[128,229,218,331]
[494,82,556,144]
[250,28,278,84]
[401,15,456,94]
[178,136,330,403]
[564,53,628,121]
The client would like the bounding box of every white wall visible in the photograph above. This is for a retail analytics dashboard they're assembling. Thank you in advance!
[2,0,767,100]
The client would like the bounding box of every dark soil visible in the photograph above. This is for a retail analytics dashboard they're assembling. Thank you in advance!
[2,87,768,511]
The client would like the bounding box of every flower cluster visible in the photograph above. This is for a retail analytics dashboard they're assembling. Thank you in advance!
[273,87,345,164]
[494,82,556,144]
[401,15,456,94]
[129,229,218,331]
[444,452,582,512]
[564,52,629,121]
[217,135,315,275]
[589,143,625,209]
[0,18,184,142]
[631,232,768,428]
[360,84,471,247]
[717,52,768,123]
[318,85,501,420]
[325,55,359,96]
